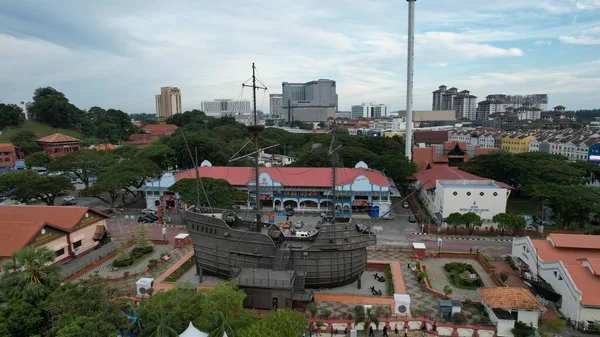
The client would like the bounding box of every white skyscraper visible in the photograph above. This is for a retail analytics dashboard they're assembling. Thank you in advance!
[350,102,388,119]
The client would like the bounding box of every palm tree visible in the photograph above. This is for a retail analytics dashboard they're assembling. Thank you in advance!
[208,311,244,337]
[0,246,60,303]
[354,306,379,336]
[139,310,179,337]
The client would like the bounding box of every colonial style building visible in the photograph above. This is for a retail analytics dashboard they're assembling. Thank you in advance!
[36,133,80,158]
[412,141,497,171]
[0,206,109,270]
[479,287,545,337]
[0,143,23,172]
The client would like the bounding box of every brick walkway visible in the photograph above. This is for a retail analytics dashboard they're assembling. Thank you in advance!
[79,244,173,278]
[422,258,495,301]
[58,241,117,279]
[489,260,527,288]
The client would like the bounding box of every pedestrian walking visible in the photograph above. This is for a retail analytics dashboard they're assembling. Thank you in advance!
[369,326,375,337]
[383,325,389,337]
[394,324,399,335]
[404,327,408,337]
[469,248,472,254]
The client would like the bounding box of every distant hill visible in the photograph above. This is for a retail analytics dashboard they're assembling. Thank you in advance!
[0,120,81,142]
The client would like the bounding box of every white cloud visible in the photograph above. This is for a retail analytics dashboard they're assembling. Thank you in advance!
[576,0,600,10]
[418,32,523,60]
[559,35,600,44]
[430,62,449,67]
[535,40,553,45]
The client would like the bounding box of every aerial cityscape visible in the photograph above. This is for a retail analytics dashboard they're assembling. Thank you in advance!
[1,1,600,337]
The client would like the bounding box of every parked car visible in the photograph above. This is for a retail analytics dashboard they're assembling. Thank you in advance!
[147,214,158,221]
[62,199,76,206]
[138,215,155,223]
[408,215,417,223]
[63,196,75,202]
[403,201,409,209]
[141,208,156,215]
[294,221,304,229]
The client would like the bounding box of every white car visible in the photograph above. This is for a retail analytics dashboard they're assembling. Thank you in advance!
[63,196,75,202]
[141,208,156,215]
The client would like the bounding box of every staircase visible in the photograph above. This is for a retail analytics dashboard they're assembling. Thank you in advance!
[294,270,306,290]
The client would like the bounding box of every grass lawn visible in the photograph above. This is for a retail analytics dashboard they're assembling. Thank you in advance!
[506,197,542,216]
[0,120,81,142]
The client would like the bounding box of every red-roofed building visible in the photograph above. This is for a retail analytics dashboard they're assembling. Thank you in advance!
[512,234,600,328]
[128,123,178,148]
[0,143,23,170]
[145,161,392,217]
[412,141,498,171]
[413,166,512,224]
[0,205,109,270]
[37,133,81,158]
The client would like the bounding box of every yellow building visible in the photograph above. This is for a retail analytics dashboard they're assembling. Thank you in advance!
[501,135,535,154]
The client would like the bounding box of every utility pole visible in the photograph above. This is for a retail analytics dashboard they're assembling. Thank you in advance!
[405,0,416,160]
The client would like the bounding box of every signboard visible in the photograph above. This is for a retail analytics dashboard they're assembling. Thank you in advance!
[437,238,443,247]
[458,201,489,213]
[32,227,66,246]
[74,212,102,230]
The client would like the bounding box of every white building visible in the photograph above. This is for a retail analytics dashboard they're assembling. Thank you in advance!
[369,117,405,131]
[511,234,600,329]
[479,287,545,337]
[269,94,283,118]
[351,102,388,119]
[454,90,477,120]
[201,99,252,118]
[434,180,509,222]
[258,151,295,167]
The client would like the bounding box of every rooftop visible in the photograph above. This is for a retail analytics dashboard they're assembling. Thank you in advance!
[549,233,600,250]
[478,287,545,311]
[175,166,390,188]
[0,221,50,258]
[37,133,80,143]
[413,166,512,190]
[438,180,502,189]
[141,123,178,133]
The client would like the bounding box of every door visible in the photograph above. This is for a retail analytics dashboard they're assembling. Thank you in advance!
[272,297,278,310]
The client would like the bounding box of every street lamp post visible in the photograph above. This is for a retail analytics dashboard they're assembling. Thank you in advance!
[437,238,442,256]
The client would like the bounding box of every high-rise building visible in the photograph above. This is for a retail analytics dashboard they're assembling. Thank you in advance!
[155,87,182,120]
[432,85,477,120]
[200,99,252,117]
[350,102,388,119]
[478,94,548,118]
[281,79,337,122]
[269,94,283,118]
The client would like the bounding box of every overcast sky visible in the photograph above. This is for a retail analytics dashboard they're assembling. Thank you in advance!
[1,0,599,114]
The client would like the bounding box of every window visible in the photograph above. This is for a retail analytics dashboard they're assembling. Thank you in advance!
[466,192,471,196]
[453,191,458,196]
[73,240,82,249]
[493,192,498,196]
[480,192,484,196]
[56,248,65,256]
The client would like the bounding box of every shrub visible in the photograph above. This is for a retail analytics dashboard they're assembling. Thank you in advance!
[452,312,467,324]
[309,305,319,317]
[443,285,453,296]
[323,309,333,318]
[384,265,394,296]
[499,272,510,282]
[147,259,158,269]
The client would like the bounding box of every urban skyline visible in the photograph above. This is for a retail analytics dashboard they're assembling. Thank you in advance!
[1,1,599,114]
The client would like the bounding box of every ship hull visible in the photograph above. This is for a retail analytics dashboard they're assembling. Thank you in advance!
[185,211,374,288]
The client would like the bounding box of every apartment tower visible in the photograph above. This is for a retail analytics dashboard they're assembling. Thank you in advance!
[155,87,182,120]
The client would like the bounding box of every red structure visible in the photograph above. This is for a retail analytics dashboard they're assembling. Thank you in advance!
[0,143,23,169]
[128,123,178,149]
[37,133,80,158]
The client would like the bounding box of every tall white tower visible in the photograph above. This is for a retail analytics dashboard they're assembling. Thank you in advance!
[405,0,416,160]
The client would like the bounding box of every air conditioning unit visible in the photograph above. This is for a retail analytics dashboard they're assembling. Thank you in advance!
[394,294,411,315]
[136,277,154,297]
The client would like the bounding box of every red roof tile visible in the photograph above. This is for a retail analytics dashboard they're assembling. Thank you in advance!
[175,167,390,187]
[0,143,15,151]
[582,258,600,275]
[142,124,178,134]
[549,233,600,250]
[37,133,80,143]
[0,221,53,258]
[412,166,513,190]
[0,205,105,232]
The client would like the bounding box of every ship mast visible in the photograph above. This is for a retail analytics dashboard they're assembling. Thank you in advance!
[241,63,267,228]
[328,122,342,236]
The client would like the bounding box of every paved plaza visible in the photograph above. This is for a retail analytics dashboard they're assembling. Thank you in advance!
[79,243,173,279]
[315,269,387,296]
[421,258,495,301]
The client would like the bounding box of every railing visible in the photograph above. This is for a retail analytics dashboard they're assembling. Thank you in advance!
[237,278,291,288]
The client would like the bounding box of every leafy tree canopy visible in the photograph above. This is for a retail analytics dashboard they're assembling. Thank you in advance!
[170,178,246,208]
[9,129,41,155]
[47,150,115,188]
[28,87,83,128]
[24,151,52,168]
[80,106,138,143]
[0,103,25,128]
[0,170,73,205]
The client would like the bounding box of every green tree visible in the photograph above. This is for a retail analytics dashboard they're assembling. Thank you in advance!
[82,169,128,206]
[507,213,526,236]
[530,183,600,229]
[462,212,482,235]
[43,280,127,337]
[293,145,332,167]
[81,107,137,143]
[47,150,114,188]
[137,144,176,171]
[339,146,378,167]
[511,321,536,337]
[139,287,206,334]
[354,305,379,336]
[443,285,453,297]
[0,103,25,128]
[9,129,41,155]
[371,154,417,185]
[492,212,512,236]
[0,246,60,303]
[139,310,179,337]
[114,143,139,160]
[0,299,46,337]
[170,178,245,208]
[166,109,207,127]
[0,170,74,205]
[165,130,231,168]
[207,311,245,337]
[446,212,464,235]
[28,87,83,128]
[106,158,162,203]
[24,151,52,168]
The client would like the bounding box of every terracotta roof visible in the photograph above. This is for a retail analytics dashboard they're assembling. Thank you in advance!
[175,167,390,187]
[531,237,600,306]
[549,233,600,250]
[142,123,178,133]
[0,143,15,151]
[478,287,545,311]
[413,131,448,144]
[95,143,116,150]
[581,258,600,275]
[37,133,80,143]
[413,166,513,190]
[0,221,58,258]
[0,205,105,232]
